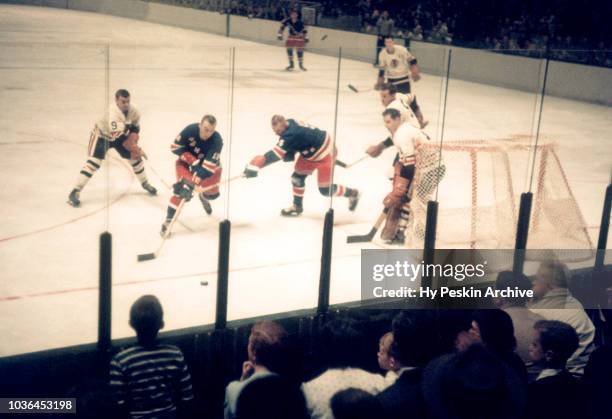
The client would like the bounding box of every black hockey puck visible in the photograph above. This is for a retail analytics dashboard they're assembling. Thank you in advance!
[321,34,328,41]
[200,281,209,286]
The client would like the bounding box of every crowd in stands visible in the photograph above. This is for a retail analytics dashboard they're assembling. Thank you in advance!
[149,0,612,67]
[95,259,611,418]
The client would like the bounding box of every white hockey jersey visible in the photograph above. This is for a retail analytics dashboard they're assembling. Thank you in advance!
[95,104,141,141]
[386,93,420,129]
[392,121,428,166]
[378,45,416,80]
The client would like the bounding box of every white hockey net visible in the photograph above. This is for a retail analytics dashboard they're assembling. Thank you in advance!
[408,136,594,256]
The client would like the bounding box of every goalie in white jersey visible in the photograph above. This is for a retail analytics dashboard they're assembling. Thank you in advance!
[376,108,429,244]
[68,89,156,207]
[376,37,421,94]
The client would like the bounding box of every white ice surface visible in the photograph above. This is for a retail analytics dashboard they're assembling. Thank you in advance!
[0,4,610,356]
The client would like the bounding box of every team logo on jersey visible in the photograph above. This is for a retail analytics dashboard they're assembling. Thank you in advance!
[391,59,398,68]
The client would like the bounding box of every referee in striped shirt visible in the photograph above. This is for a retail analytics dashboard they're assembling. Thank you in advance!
[110,295,194,418]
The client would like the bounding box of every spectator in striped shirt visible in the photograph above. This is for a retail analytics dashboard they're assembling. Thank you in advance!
[110,295,194,418]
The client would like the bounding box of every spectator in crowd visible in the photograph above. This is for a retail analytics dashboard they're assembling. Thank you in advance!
[167,0,612,67]
[423,344,526,419]
[225,320,292,419]
[235,374,309,419]
[302,316,387,419]
[364,7,380,33]
[331,388,384,419]
[527,320,583,419]
[436,309,474,353]
[377,331,400,386]
[529,260,595,375]
[110,295,194,418]
[583,344,612,419]
[375,10,395,65]
[494,271,544,363]
[470,309,528,384]
[376,310,438,419]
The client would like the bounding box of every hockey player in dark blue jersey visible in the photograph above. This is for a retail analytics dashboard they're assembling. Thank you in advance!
[244,115,360,216]
[160,115,223,236]
[278,10,308,71]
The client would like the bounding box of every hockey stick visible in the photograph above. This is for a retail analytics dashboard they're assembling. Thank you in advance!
[348,84,375,93]
[346,209,388,243]
[137,198,186,262]
[335,154,369,169]
[137,174,244,262]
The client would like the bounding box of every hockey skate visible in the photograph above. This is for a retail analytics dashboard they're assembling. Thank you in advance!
[348,190,361,212]
[199,193,213,215]
[299,63,307,71]
[142,181,157,196]
[285,63,295,71]
[385,230,406,245]
[160,219,171,237]
[67,189,81,207]
[280,204,303,217]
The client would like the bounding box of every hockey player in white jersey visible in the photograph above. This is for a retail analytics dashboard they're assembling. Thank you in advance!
[375,108,430,244]
[376,37,421,93]
[68,89,156,207]
[379,82,428,129]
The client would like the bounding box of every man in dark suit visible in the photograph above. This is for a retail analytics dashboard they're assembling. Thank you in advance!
[376,310,439,419]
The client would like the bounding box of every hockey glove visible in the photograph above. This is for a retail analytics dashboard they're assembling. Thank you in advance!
[277,33,283,41]
[244,155,266,178]
[123,132,146,160]
[243,164,259,178]
[173,179,195,201]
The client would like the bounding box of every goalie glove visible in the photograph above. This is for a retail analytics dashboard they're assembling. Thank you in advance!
[123,132,146,160]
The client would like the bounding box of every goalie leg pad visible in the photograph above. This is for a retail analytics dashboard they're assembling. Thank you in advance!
[381,206,402,241]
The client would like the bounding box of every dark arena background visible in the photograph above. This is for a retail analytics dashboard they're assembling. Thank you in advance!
[0,0,610,418]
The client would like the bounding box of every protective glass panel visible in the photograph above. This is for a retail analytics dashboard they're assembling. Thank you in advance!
[432,47,544,259]
[330,42,450,305]
[109,44,232,340]
[226,45,340,321]
[0,41,107,355]
[524,49,609,271]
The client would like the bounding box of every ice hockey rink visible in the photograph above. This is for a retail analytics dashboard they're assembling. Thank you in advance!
[0,4,610,356]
